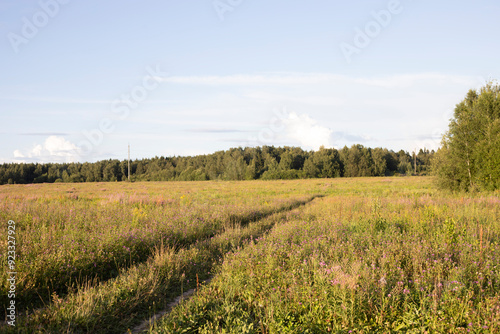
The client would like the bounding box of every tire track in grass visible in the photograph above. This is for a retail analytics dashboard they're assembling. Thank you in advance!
[127,278,213,334]
[4,196,317,314]
[6,195,322,334]
[132,195,324,334]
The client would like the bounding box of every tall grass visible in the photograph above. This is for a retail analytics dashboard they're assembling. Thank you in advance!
[9,206,305,333]
[151,178,500,333]
[0,180,323,330]
[3,177,498,332]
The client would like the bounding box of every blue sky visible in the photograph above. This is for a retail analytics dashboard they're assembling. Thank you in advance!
[1,0,499,163]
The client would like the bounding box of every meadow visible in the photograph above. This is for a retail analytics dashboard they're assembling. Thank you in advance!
[1,177,499,333]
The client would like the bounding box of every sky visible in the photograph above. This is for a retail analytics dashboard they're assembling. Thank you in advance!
[1,0,499,163]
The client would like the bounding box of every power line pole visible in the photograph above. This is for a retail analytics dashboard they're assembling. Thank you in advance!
[128,144,131,182]
[414,148,417,175]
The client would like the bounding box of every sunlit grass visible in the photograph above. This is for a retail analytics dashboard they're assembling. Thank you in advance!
[2,177,498,333]
[0,179,322,332]
[151,178,500,333]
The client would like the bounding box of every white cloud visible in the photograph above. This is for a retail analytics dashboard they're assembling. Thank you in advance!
[243,91,345,107]
[2,72,487,162]
[13,150,24,158]
[155,72,484,153]
[13,136,81,163]
[159,72,484,88]
[160,73,334,85]
[351,73,483,89]
[282,112,334,150]
[0,96,111,104]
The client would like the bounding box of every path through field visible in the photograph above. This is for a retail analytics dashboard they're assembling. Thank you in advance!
[1,178,499,333]
[1,180,324,333]
[128,278,212,334]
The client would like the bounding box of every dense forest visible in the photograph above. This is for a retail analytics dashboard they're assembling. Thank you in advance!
[0,145,434,185]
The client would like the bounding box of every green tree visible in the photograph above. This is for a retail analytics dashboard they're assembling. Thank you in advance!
[303,147,341,178]
[371,148,388,176]
[342,145,373,177]
[303,157,319,178]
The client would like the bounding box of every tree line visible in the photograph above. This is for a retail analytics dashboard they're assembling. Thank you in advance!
[0,145,434,185]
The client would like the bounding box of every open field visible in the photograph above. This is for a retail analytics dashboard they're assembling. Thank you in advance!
[1,177,500,333]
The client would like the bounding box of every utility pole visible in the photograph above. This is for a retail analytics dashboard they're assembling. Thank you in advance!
[128,144,131,181]
[414,148,417,175]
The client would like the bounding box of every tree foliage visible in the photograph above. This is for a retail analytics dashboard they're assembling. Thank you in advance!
[0,145,435,185]
[433,83,500,191]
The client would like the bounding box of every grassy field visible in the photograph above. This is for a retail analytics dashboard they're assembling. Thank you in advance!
[1,177,499,333]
